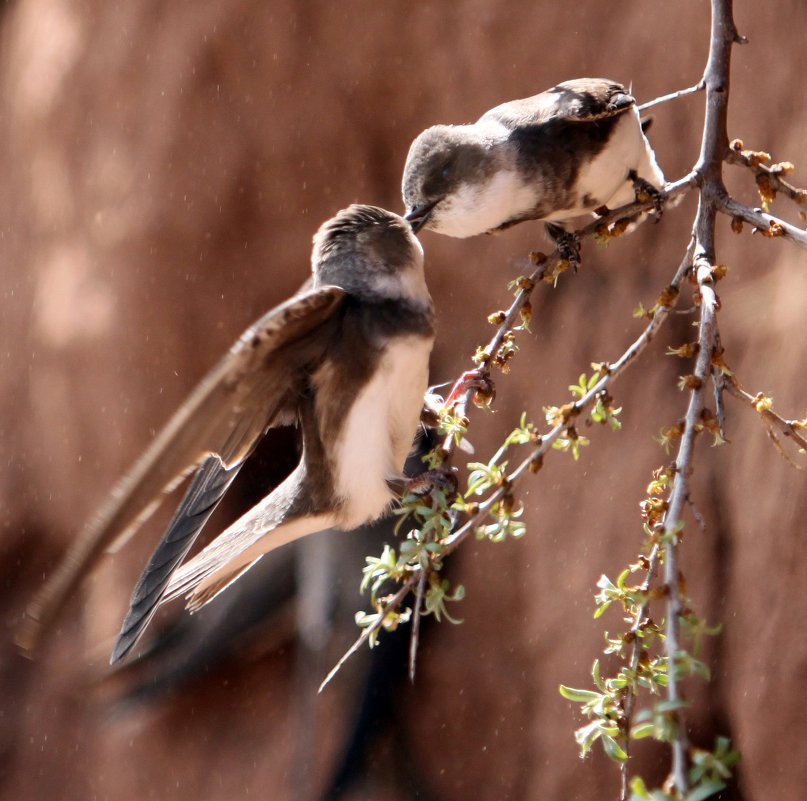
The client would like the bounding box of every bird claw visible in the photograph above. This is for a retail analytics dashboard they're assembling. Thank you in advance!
[545,223,581,271]
[404,468,459,504]
[629,170,664,217]
[442,369,495,410]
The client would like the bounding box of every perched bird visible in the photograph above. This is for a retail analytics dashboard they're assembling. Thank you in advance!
[402,77,664,238]
[18,205,435,664]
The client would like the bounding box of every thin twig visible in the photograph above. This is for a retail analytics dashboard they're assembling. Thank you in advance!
[319,573,418,692]
[638,81,706,113]
[619,542,662,801]
[687,496,709,534]
[726,145,807,207]
[659,256,719,794]
[723,381,807,451]
[718,194,807,252]
[713,366,728,441]
[652,0,738,790]
[408,564,427,682]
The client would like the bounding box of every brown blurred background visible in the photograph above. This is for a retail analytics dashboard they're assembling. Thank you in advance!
[1,1,806,799]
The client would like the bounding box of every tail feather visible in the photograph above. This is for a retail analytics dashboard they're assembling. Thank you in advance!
[110,456,242,664]
[185,561,258,612]
[160,473,336,613]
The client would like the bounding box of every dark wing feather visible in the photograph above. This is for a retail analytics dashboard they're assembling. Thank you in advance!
[480,78,634,130]
[18,285,346,654]
[109,455,241,663]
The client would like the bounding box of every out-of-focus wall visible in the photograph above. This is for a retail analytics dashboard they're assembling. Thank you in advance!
[1,2,805,799]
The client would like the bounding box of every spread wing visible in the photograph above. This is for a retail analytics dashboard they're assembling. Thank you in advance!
[18,285,346,655]
[480,78,634,130]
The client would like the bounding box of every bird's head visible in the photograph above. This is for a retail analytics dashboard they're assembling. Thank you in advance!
[402,125,497,236]
[312,205,428,304]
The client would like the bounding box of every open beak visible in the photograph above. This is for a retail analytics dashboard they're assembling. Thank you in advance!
[405,199,440,234]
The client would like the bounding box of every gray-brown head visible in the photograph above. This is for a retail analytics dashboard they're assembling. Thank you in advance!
[312,204,427,303]
[402,125,500,235]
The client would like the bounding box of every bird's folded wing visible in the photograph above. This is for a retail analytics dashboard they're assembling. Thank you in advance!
[18,285,346,653]
[480,78,634,129]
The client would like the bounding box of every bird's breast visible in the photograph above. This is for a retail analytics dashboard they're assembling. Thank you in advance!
[324,334,433,529]
[434,170,539,238]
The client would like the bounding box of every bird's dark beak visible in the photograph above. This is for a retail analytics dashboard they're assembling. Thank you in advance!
[405,199,439,234]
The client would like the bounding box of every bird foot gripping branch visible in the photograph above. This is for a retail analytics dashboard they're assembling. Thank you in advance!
[545,223,582,271]
[630,169,665,215]
[403,468,460,507]
[441,369,496,411]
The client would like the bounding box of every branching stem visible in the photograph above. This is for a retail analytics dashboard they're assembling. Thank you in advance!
[323,242,694,691]
[661,256,720,794]
[638,81,705,113]
[724,381,807,452]
[443,244,694,559]
[718,195,807,251]
[725,145,807,207]
[620,543,662,801]
[444,174,698,444]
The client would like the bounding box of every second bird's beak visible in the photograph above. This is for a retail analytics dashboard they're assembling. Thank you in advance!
[405,199,439,234]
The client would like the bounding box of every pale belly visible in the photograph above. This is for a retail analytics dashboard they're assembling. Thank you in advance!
[562,108,665,216]
[331,334,432,529]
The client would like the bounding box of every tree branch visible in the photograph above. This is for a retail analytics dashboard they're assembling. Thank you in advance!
[442,243,694,559]
[718,195,807,252]
[724,380,807,452]
[660,256,721,794]
[319,573,419,692]
[323,241,694,692]
[725,142,807,208]
[651,0,739,794]
[620,543,662,801]
[638,81,705,113]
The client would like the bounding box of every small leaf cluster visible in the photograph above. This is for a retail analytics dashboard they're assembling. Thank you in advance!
[559,667,628,762]
[544,402,588,460]
[633,285,680,321]
[578,364,623,432]
[465,415,539,541]
[354,411,552,649]
[544,367,622,459]
[559,461,732,798]
[629,736,739,801]
[729,137,803,212]
[561,563,669,762]
[356,471,464,646]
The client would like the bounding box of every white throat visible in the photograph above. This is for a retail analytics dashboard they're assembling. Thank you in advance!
[432,170,538,238]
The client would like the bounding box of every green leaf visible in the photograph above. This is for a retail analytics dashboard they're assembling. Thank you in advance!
[592,659,606,693]
[628,777,652,801]
[630,722,655,739]
[655,699,690,713]
[559,685,601,703]
[593,600,612,619]
[601,734,628,763]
